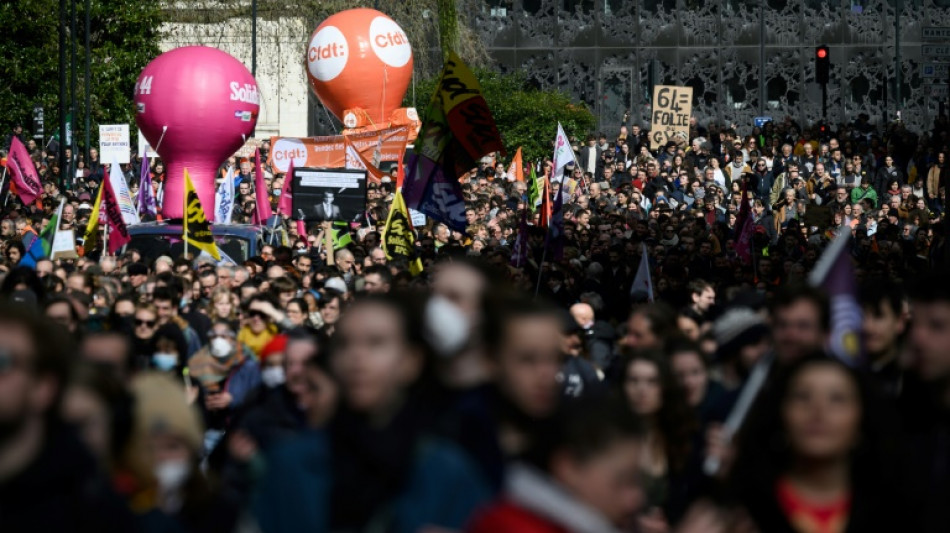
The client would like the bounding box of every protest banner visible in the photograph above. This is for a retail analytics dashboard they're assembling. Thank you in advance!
[650,85,693,150]
[99,124,131,164]
[269,124,410,174]
[292,168,367,223]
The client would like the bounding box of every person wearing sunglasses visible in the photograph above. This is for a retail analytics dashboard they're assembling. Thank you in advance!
[237,294,284,359]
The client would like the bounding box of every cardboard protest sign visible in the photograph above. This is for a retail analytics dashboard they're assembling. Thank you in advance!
[99,124,131,164]
[650,85,693,150]
[292,168,367,223]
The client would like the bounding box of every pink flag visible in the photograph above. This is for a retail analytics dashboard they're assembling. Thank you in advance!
[101,167,131,254]
[296,220,307,240]
[278,160,294,215]
[253,148,273,224]
[5,137,42,205]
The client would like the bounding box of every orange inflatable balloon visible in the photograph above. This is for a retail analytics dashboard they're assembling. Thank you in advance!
[306,8,413,126]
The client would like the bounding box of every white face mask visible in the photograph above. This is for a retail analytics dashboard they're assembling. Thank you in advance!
[261,366,285,388]
[154,460,190,491]
[152,353,178,371]
[210,337,233,359]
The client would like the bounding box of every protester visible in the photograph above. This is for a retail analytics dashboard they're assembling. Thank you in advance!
[4,109,950,532]
[730,353,903,531]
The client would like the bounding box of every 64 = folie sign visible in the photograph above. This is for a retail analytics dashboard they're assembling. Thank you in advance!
[650,85,693,150]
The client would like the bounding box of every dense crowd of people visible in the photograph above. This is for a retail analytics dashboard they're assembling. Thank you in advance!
[2,113,950,532]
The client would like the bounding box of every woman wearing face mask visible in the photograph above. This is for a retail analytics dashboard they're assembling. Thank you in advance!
[187,321,261,455]
[130,373,241,532]
[150,324,188,377]
[254,294,491,532]
[729,353,903,532]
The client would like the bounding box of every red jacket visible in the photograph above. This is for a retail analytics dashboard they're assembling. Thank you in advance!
[467,501,569,533]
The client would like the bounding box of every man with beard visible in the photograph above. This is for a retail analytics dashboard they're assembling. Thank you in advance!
[0,304,134,531]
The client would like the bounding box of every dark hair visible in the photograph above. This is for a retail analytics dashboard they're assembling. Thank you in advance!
[769,283,830,333]
[483,295,561,357]
[859,278,903,317]
[524,395,643,472]
[612,350,696,473]
[150,286,178,306]
[688,279,712,296]
[362,264,392,285]
[0,302,74,418]
[628,302,679,349]
[0,265,46,302]
[67,363,134,467]
[730,353,901,531]
[909,271,950,304]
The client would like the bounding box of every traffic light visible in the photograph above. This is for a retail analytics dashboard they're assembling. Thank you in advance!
[816,45,830,85]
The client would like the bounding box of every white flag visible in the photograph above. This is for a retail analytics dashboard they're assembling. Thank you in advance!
[551,122,574,184]
[109,155,140,226]
[214,167,235,224]
[631,243,654,302]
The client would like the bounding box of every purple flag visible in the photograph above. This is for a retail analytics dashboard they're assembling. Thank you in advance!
[808,232,863,366]
[417,161,468,234]
[546,188,565,261]
[510,207,530,267]
[402,153,437,211]
[137,157,156,218]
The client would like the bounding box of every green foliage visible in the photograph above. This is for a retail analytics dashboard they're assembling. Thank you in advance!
[0,0,161,148]
[410,68,596,163]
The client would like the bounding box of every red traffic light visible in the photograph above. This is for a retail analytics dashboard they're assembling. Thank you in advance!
[816,48,828,59]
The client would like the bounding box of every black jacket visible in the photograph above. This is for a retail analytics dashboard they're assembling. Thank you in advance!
[0,423,137,532]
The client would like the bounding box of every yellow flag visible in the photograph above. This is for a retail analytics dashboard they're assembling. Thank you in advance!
[382,190,423,276]
[82,183,104,255]
[183,169,220,260]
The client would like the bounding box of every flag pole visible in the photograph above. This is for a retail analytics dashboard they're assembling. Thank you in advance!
[534,246,547,297]
[0,166,8,207]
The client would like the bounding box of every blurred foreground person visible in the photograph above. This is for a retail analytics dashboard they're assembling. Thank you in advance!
[730,353,902,532]
[615,350,701,528]
[254,294,490,533]
[0,303,135,532]
[468,397,644,533]
[902,273,950,532]
[130,372,241,533]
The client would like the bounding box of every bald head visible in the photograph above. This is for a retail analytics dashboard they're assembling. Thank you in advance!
[570,303,595,328]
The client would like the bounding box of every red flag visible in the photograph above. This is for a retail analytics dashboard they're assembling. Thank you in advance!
[278,159,294,215]
[506,147,524,182]
[101,167,131,254]
[396,147,406,189]
[253,148,273,224]
[734,180,754,265]
[538,177,552,229]
[5,137,42,205]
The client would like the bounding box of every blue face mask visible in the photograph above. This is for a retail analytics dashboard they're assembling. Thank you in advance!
[153,352,178,371]
[273,189,281,196]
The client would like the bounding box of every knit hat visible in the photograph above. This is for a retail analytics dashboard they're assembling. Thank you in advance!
[260,334,288,364]
[131,372,204,454]
[713,307,769,361]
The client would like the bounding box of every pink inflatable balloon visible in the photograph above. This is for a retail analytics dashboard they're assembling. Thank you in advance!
[134,46,259,219]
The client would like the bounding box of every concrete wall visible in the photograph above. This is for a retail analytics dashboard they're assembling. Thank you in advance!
[160,17,311,138]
